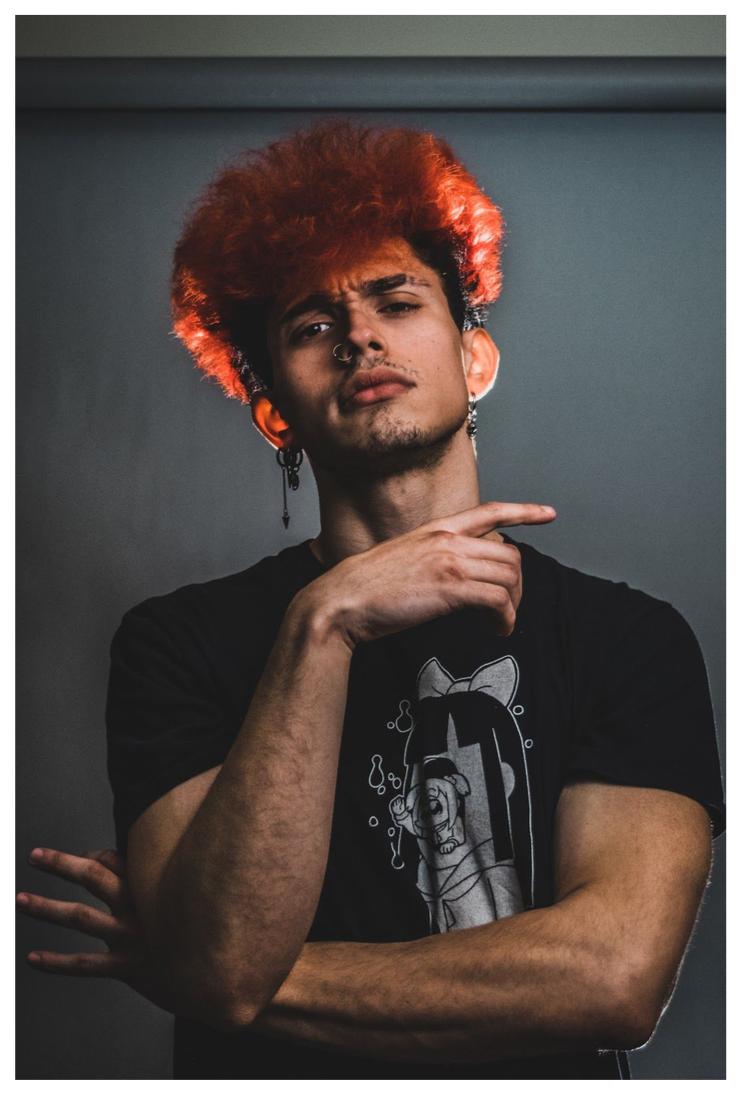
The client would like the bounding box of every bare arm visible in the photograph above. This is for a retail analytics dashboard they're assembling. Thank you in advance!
[126,600,352,1030]
[19,782,713,1060]
[246,782,713,1061]
[124,501,553,1030]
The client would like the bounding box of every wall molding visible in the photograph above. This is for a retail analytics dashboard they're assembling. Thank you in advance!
[17,57,725,111]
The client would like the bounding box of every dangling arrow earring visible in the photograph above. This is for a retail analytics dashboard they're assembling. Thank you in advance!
[276,446,304,529]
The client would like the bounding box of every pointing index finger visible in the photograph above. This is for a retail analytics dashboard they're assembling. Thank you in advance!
[447,501,556,537]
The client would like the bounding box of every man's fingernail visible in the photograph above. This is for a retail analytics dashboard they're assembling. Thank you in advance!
[541,505,556,513]
[27,952,41,964]
[28,849,44,864]
[17,893,29,906]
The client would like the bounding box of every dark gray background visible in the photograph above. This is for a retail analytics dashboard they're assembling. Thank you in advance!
[17,103,725,1081]
[16,17,724,1078]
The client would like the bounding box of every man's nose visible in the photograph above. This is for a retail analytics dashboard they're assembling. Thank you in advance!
[343,307,387,360]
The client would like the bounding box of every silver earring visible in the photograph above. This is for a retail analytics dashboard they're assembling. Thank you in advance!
[276,446,304,529]
[333,343,354,363]
[234,349,268,399]
[466,393,478,438]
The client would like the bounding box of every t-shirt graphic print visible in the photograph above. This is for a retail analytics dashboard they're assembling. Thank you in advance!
[368,653,534,934]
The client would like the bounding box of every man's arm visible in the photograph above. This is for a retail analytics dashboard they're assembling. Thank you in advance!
[246,780,713,1062]
[18,780,713,1061]
[121,503,548,1031]
[124,599,352,1031]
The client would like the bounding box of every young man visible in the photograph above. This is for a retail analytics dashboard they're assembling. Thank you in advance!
[19,120,724,1079]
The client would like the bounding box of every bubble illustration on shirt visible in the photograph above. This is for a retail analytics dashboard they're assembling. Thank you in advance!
[387,828,405,872]
[387,699,414,733]
[368,754,386,794]
[368,754,404,858]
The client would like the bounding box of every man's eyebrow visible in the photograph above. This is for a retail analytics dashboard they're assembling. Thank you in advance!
[278,294,334,330]
[359,273,431,295]
[278,273,431,330]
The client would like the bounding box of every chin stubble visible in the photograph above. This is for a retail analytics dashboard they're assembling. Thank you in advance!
[313,404,463,479]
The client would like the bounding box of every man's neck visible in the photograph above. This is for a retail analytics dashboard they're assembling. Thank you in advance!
[309,430,481,567]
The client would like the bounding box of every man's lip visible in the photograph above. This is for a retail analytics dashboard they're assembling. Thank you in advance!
[344,382,412,408]
[341,370,414,408]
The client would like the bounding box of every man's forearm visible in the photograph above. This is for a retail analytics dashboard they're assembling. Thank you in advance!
[149,591,353,1027]
[250,889,652,1063]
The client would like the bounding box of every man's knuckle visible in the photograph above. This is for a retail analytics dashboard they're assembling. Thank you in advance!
[70,903,89,927]
[435,552,464,581]
[85,860,106,889]
[430,528,456,545]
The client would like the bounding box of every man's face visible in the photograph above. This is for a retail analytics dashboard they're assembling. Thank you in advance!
[264,238,472,477]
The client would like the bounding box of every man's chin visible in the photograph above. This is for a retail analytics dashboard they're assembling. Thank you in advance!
[310,418,461,480]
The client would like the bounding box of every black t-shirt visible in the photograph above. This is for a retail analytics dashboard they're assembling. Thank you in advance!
[106,536,725,1080]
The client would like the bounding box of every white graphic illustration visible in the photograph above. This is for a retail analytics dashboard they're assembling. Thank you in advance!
[385,654,534,933]
[368,754,386,794]
[387,699,414,733]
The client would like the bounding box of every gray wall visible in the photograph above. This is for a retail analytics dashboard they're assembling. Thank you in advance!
[16,28,725,1083]
[16,14,725,58]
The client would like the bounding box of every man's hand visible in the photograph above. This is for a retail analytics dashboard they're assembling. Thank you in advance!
[17,847,174,1013]
[299,500,556,650]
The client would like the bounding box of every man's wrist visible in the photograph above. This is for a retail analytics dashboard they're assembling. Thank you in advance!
[285,582,357,656]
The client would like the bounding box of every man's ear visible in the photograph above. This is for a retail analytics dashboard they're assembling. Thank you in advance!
[461,328,500,399]
[250,393,300,450]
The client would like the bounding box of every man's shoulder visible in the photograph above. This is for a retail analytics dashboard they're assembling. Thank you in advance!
[115,539,318,638]
[511,537,709,697]
[511,535,681,629]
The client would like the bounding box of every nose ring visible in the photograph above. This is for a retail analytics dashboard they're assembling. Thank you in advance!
[333,343,354,364]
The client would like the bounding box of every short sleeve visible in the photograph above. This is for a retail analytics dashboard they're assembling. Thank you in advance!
[566,599,725,837]
[106,602,235,856]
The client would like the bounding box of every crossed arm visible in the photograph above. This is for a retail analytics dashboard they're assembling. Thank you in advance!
[18,777,713,1063]
[243,780,712,1061]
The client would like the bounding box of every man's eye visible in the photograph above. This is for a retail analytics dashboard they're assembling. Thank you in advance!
[380,301,420,315]
[296,320,333,341]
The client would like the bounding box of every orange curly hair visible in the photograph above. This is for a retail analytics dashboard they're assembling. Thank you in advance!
[171,118,506,403]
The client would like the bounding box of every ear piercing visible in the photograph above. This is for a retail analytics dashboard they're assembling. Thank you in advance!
[277,446,304,528]
[466,393,477,438]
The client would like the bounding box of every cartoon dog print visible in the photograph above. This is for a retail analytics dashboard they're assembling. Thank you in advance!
[389,759,470,855]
